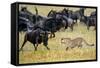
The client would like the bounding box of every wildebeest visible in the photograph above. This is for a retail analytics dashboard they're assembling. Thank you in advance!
[19,7,59,38]
[87,17,96,30]
[61,8,85,23]
[80,15,96,30]
[47,10,65,25]
[19,7,40,32]
[19,28,50,51]
[19,7,54,51]
[62,15,74,31]
[19,7,34,32]
[34,15,63,38]
[90,11,96,17]
[47,9,74,31]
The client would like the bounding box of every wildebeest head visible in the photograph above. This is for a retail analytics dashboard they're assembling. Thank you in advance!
[21,7,27,12]
[90,11,96,18]
[47,9,56,17]
[61,8,69,16]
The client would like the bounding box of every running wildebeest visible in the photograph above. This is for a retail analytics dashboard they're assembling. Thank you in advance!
[29,8,60,38]
[47,10,67,28]
[80,10,96,30]
[19,28,50,51]
[87,16,96,30]
[62,15,74,31]
[47,9,74,31]
[19,7,54,51]
[19,7,35,32]
[19,7,40,32]
[34,15,63,38]
[80,15,96,30]
[61,8,85,23]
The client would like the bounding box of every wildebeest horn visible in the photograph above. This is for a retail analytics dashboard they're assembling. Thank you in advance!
[34,6,38,15]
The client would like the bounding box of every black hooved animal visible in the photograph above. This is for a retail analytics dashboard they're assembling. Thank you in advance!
[19,28,50,51]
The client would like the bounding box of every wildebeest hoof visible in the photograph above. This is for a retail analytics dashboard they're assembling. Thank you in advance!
[47,48,50,50]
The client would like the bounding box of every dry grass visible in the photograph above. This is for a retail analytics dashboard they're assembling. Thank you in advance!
[19,5,96,64]
[19,23,96,64]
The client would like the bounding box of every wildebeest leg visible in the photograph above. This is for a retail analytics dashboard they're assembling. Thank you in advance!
[50,32,55,38]
[94,25,96,30]
[49,29,52,38]
[43,42,50,50]
[87,26,90,30]
[33,44,37,51]
[52,32,55,38]
[19,36,27,51]
[35,37,39,51]
[73,19,76,24]
[87,20,90,30]
[70,24,73,31]
[74,19,78,25]
[65,25,68,29]
[45,45,50,50]
[50,33,52,38]
[35,42,39,51]
[94,27,96,30]
[65,21,68,29]
[75,19,77,24]
[35,44,38,51]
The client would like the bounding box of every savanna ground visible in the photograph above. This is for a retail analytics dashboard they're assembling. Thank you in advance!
[19,5,96,64]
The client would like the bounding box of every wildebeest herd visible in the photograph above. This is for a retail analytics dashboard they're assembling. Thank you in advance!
[19,6,96,51]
